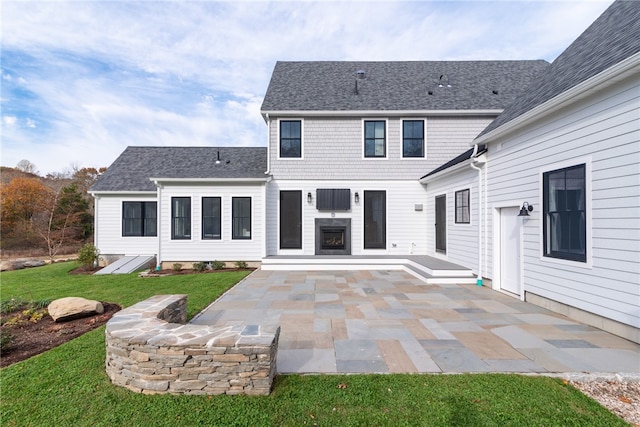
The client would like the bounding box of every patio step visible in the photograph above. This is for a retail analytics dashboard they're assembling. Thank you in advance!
[261,255,477,284]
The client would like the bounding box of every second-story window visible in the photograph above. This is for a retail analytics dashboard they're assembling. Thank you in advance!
[280,120,301,158]
[402,120,424,157]
[364,120,386,158]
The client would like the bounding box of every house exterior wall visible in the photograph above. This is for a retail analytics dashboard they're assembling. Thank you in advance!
[93,193,158,257]
[267,116,494,180]
[158,182,265,262]
[484,74,640,329]
[423,166,480,274]
[265,180,428,256]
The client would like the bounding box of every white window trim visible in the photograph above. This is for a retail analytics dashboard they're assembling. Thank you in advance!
[453,187,472,227]
[362,118,389,160]
[400,118,426,159]
[277,118,304,160]
[277,189,305,254]
[538,157,593,269]
[231,196,254,242]
[200,195,223,242]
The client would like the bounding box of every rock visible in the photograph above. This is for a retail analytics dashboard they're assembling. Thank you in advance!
[48,297,104,322]
[1,259,46,271]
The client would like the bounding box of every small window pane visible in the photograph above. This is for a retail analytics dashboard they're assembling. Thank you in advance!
[232,197,251,240]
[455,189,470,224]
[172,197,191,240]
[202,197,221,240]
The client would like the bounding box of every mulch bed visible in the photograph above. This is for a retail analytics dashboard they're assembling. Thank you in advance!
[0,302,121,368]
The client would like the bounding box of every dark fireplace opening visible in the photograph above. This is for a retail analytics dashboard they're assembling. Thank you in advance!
[321,228,346,250]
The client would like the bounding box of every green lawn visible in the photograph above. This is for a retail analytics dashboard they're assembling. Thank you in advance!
[0,263,625,426]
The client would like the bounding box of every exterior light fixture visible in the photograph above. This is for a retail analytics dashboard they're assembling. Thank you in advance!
[307,192,312,204]
[354,192,359,203]
[518,202,534,217]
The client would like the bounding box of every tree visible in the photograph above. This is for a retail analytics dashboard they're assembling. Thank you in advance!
[0,177,53,248]
[16,159,38,175]
[35,183,93,261]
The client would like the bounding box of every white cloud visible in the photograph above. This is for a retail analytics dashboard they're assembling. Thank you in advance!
[0,0,615,175]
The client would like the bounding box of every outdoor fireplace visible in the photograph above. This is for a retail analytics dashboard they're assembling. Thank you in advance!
[315,219,351,255]
[321,228,346,250]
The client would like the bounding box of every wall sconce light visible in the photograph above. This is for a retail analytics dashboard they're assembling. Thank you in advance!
[307,192,312,204]
[354,192,359,204]
[518,202,534,217]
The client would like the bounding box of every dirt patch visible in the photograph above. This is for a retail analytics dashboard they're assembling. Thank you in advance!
[0,302,120,368]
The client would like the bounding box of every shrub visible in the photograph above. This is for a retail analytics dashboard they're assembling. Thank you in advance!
[211,260,225,270]
[235,261,248,269]
[77,243,99,268]
[172,263,183,272]
[193,262,207,272]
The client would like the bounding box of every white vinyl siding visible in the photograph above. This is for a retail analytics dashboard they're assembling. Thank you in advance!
[93,193,158,256]
[268,116,494,180]
[484,74,639,328]
[158,183,265,262]
[265,179,428,256]
[424,167,479,273]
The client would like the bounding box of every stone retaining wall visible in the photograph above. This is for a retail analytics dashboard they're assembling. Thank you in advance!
[105,294,280,395]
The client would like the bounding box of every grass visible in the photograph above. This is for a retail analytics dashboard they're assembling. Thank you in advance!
[0,263,626,426]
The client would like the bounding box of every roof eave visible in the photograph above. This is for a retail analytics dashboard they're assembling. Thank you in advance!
[419,161,471,184]
[149,177,269,184]
[261,109,503,118]
[474,52,640,146]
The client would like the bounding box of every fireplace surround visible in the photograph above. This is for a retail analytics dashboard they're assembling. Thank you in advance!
[315,218,351,255]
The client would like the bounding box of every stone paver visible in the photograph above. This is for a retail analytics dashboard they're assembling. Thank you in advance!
[191,270,640,374]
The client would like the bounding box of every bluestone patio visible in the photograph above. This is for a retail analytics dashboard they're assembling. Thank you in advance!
[191,269,640,375]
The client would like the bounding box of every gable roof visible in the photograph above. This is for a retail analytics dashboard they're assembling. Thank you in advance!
[90,147,267,193]
[477,0,640,139]
[261,60,549,113]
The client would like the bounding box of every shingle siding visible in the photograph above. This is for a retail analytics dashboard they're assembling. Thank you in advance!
[268,116,494,180]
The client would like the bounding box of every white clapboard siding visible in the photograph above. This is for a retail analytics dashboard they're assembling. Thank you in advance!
[157,183,265,262]
[268,116,494,180]
[93,194,158,256]
[423,167,480,274]
[265,180,429,256]
[484,74,639,328]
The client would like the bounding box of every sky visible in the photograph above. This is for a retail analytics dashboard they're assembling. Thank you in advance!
[1,0,615,176]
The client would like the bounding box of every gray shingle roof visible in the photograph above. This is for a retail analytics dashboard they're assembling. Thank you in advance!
[260,60,549,112]
[478,0,640,138]
[420,145,487,180]
[90,147,267,192]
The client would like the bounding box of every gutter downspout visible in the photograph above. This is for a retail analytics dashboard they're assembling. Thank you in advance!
[155,182,162,271]
[469,144,483,287]
[264,113,271,175]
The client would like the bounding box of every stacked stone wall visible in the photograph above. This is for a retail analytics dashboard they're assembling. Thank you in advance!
[105,295,279,395]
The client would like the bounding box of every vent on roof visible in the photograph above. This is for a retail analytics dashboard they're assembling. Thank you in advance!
[492,90,499,95]
[355,70,366,95]
[438,74,452,88]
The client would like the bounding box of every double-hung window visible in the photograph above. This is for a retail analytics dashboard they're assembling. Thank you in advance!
[280,120,302,158]
[364,120,386,158]
[402,120,424,157]
[122,201,157,236]
[202,197,221,240]
[232,197,251,240]
[171,197,191,240]
[455,189,470,224]
[543,164,586,262]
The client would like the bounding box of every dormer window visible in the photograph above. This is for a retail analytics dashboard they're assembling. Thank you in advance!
[279,120,302,158]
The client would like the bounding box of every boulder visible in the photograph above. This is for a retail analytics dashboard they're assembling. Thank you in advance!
[1,259,46,271]
[48,297,104,322]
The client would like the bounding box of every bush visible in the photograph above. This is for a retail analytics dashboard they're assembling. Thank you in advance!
[172,263,183,272]
[193,262,207,272]
[77,243,99,268]
[0,331,13,353]
[211,260,225,270]
[234,261,248,269]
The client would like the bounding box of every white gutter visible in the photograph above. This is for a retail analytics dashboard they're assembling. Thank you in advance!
[262,109,502,118]
[474,52,640,146]
[265,113,271,175]
[89,191,156,196]
[469,144,484,287]
[149,177,269,184]
[156,184,162,271]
